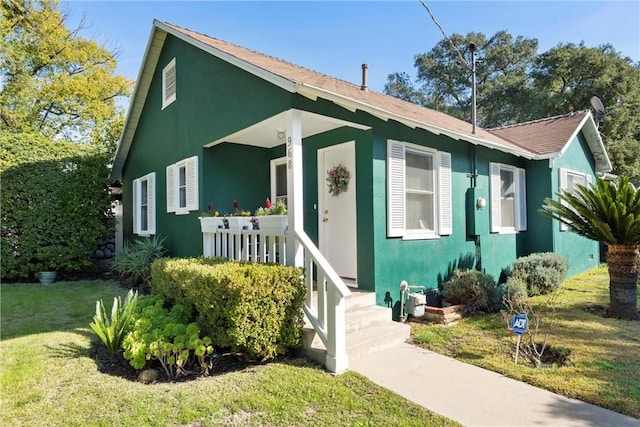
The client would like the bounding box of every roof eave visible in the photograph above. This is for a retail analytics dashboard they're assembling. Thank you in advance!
[557,112,612,173]
[296,84,535,160]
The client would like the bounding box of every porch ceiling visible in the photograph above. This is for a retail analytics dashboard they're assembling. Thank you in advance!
[203,110,370,148]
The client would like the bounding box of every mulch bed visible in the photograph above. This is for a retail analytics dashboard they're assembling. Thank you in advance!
[91,339,253,383]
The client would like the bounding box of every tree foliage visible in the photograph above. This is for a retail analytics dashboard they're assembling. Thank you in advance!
[0,0,132,280]
[385,31,640,184]
[0,0,132,144]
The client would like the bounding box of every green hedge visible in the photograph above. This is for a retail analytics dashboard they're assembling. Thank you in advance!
[1,133,114,280]
[151,258,305,361]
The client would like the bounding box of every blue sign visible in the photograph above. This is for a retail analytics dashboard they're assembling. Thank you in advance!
[511,312,528,336]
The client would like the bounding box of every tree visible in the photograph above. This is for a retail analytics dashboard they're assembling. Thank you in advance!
[0,0,131,145]
[540,177,640,320]
[385,33,640,185]
[531,43,640,184]
[384,31,539,126]
[0,0,133,280]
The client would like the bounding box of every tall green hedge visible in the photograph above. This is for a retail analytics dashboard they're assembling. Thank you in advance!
[151,258,306,361]
[1,133,114,280]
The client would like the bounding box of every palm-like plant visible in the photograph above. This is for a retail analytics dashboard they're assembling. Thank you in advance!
[540,176,640,320]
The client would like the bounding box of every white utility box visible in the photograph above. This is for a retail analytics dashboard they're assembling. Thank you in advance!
[405,292,426,317]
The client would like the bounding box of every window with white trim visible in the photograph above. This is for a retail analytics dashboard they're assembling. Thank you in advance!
[162,58,176,109]
[387,140,452,239]
[166,156,198,214]
[490,163,527,233]
[133,172,156,235]
[270,157,287,206]
[559,168,592,231]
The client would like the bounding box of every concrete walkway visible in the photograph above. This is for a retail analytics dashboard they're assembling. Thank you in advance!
[351,343,640,427]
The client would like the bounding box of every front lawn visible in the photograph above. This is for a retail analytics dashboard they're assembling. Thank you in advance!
[1,280,457,426]
[411,265,640,418]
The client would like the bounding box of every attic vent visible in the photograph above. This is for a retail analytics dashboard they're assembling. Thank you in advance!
[361,63,368,92]
[162,58,177,109]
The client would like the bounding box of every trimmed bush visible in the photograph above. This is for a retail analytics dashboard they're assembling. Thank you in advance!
[511,252,569,295]
[496,275,529,311]
[441,269,498,313]
[1,133,114,280]
[151,258,305,361]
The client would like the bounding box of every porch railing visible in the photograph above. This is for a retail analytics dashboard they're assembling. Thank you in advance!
[200,220,351,373]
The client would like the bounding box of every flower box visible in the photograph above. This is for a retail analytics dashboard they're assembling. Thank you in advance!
[254,215,288,235]
[224,217,252,233]
[199,217,224,233]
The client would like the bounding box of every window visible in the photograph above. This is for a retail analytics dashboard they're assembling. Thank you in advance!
[166,156,198,214]
[270,157,288,206]
[490,163,526,233]
[133,172,156,235]
[387,140,452,239]
[162,58,176,109]
[559,168,591,231]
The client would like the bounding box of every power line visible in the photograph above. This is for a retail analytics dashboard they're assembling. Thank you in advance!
[419,0,469,69]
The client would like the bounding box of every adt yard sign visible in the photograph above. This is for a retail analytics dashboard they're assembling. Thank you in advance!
[511,313,528,336]
[510,312,528,365]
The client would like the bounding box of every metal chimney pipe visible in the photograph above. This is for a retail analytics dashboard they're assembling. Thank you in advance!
[361,63,368,91]
[469,43,477,135]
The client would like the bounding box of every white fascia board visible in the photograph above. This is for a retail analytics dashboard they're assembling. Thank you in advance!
[155,21,298,94]
[111,24,167,181]
[297,84,534,159]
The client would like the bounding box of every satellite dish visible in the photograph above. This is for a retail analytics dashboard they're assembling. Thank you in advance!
[590,96,607,129]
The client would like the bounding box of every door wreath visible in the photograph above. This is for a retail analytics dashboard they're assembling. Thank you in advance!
[326,164,351,197]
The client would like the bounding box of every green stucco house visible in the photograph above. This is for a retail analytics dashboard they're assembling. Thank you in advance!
[111,21,612,372]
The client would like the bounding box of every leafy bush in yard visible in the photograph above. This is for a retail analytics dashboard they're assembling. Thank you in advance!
[441,269,498,314]
[90,290,138,354]
[495,275,529,310]
[1,133,114,280]
[111,236,167,287]
[122,295,214,380]
[511,252,569,295]
[151,258,305,361]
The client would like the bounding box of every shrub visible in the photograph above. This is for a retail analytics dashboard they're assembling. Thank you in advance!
[495,275,529,311]
[511,253,569,295]
[122,295,214,380]
[111,236,167,287]
[151,258,305,361]
[1,133,114,280]
[441,269,498,313]
[90,290,138,355]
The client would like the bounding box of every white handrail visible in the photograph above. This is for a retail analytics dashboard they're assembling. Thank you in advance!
[294,228,350,373]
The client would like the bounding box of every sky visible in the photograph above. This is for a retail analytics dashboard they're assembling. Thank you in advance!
[61,1,640,94]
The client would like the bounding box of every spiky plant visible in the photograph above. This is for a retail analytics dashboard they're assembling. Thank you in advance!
[540,176,640,319]
[90,290,139,354]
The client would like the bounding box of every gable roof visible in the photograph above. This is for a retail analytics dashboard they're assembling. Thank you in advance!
[488,110,611,171]
[111,20,611,180]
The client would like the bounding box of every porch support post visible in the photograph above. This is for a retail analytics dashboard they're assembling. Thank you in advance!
[285,109,303,267]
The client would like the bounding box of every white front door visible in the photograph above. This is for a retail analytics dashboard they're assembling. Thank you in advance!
[318,141,357,282]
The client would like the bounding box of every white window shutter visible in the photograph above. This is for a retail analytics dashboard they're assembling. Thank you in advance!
[438,151,452,235]
[516,168,527,231]
[147,173,156,234]
[186,156,199,211]
[387,140,405,237]
[559,168,569,231]
[132,178,139,234]
[166,164,176,213]
[489,162,501,233]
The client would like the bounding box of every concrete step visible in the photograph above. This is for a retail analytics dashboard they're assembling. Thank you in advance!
[345,304,393,334]
[345,289,377,310]
[346,321,410,362]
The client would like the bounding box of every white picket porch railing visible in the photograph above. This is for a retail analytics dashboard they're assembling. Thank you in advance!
[199,217,351,373]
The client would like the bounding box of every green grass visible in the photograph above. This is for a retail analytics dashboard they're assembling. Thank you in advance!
[1,281,458,426]
[411,265,640,418]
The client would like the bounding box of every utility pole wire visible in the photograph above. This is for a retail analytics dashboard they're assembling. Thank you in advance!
[419,0,470,70]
